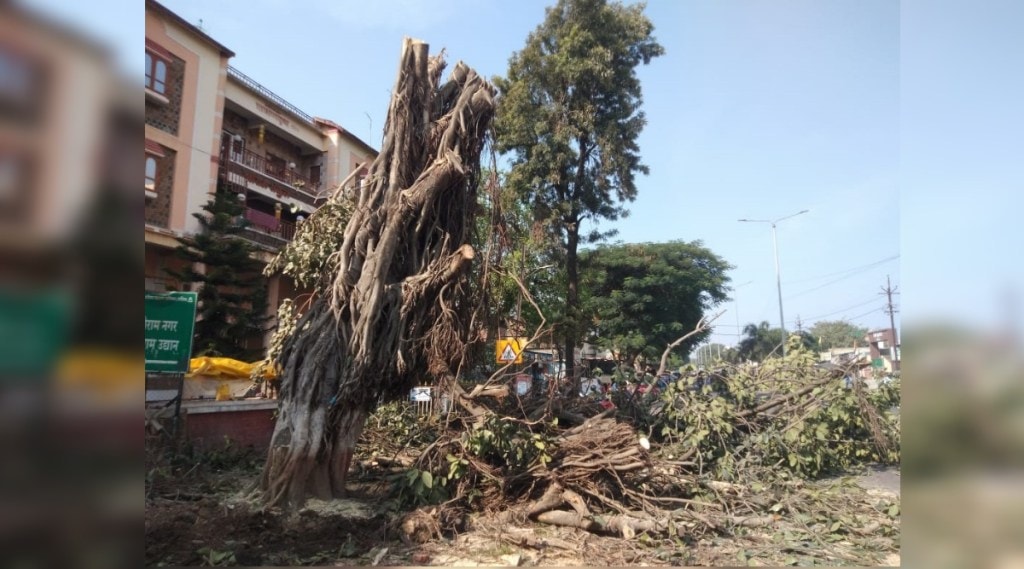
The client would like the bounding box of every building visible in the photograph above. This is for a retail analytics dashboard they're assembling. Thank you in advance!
[144,0,376,349]
[144,0,235,291]
[0,2,131,258]
[0,3,140,379]
[217,67,376,316]
[818,346,873,378]
[865,328,900,373]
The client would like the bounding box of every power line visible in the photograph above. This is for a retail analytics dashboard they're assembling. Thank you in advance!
[785,256,900,300]
[787,296,880,325]
[844,305,888,323]
[784,254,900,285]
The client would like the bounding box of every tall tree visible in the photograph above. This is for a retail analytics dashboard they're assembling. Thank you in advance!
[580,241,731,367]
[170,190,269,361]
[495,0,664,382]
[809,320,868,350]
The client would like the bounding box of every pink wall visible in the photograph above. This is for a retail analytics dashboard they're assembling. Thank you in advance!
[185,408,276,451]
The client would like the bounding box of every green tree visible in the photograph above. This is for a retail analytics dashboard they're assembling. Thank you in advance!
[580,241,731,367]
[170,190,269,360]
[809,320,868,350]
[265,192,354,289]
[736,321,818,363]
[494,0,664,381]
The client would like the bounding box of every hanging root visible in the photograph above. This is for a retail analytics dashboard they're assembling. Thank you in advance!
[260,37,496,510]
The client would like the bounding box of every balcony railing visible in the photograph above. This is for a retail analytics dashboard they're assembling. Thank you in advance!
[226,147,320,197]
[227,66,317,127]
[244,208,296,241]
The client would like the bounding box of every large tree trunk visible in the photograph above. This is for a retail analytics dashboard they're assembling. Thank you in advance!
[564,222,579,386]
[260,38,496,510]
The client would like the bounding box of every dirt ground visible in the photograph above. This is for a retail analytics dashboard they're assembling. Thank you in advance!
[145,453,900,567]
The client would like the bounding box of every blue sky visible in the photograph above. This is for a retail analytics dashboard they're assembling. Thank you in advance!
[33,0,1024,346]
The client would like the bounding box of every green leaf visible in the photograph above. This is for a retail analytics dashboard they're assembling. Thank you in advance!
[888,504,900,517]
[830,521,842,532]
[421,470,433,489]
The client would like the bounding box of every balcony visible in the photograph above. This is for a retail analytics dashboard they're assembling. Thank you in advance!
[223,147,320,200]
[240,207,296,249]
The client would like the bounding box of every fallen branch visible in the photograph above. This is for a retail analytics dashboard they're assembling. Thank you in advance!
[657,310,725,375]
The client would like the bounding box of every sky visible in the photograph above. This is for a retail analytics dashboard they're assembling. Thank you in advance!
[30,0,1024,347]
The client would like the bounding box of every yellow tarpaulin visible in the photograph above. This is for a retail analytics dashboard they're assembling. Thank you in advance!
[187,357,277,380]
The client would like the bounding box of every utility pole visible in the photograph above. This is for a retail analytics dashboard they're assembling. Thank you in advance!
[739,209,809,357]
[795,315,803,333]
[881,275,899,371]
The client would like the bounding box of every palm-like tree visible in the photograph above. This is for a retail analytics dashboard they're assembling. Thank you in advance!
[737,321,817,362]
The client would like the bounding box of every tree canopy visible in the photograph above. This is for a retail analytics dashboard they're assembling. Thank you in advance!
[495,0,664,379]
[170,190,269,360]
[809,320,869,350]
[580,240,731,366]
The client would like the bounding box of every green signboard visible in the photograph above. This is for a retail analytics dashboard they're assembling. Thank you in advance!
[145,291,197,373]
[0,289,71,377]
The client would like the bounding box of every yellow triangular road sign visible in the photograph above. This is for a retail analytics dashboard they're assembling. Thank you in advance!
[499,343,517,362]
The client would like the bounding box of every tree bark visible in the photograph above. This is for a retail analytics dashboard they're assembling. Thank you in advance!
[259,38,495,510]
[564,221,579,387]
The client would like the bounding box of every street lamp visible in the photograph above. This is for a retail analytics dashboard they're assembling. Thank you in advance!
[738,209,809,357]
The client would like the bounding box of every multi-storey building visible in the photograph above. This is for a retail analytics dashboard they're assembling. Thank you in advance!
[1,2,131,258]
[217,68,376,256]
[144,0,234,291]
[144,0,377,351]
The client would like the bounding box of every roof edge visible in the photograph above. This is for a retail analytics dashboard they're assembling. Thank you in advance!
[313,117,378,156]
[146,0,235,58]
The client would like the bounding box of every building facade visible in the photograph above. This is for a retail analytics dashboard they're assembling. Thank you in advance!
[865,328,900,373]
[144,0,376,353]
[144,0,234,292]
[0,3,130,255]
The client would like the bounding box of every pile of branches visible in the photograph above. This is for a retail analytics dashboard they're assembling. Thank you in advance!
[356,336,900,557]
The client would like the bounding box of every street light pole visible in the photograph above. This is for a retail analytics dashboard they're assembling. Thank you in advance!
[739,209,809,357]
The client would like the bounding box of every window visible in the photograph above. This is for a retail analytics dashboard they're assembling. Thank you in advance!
[309,164,321,187]
[145,155,157,192]
[145,51,168,94]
